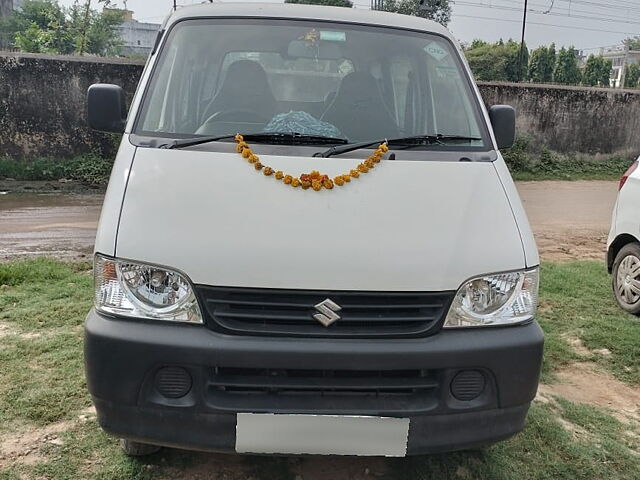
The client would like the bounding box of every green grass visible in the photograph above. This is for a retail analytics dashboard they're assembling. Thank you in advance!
[388,400,639,480]
[538,261,640,385]
[0,258,638,479]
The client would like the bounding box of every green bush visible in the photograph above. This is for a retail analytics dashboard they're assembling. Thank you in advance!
[502,135,533,172]
[501,136,633,180]
[0,154,113,185]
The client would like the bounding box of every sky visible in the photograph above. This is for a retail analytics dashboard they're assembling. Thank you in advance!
[57,0,640,53]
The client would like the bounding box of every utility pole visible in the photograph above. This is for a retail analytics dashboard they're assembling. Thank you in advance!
[79,0,92,55]
[517,0,528,82]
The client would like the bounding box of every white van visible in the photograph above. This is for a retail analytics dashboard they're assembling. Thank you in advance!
[85,3,543,457]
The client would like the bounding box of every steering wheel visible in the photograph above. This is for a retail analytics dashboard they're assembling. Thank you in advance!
[197,109,272,134]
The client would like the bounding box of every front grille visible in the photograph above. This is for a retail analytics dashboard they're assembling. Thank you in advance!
[207,367,439,414]
[196,286,454,338]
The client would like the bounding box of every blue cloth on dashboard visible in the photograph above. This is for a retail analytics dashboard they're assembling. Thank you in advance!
[264,111,344,139]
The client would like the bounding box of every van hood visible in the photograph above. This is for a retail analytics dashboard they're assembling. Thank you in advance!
[115,148,526,291]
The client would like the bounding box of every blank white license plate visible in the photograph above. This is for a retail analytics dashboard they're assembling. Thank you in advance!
[235,413,410,457]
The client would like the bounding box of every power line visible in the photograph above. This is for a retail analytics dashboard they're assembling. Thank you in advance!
[455,0,640,27]
[453,12,640,36]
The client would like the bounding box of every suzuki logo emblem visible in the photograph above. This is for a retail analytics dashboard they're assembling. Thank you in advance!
[313,298,342,327]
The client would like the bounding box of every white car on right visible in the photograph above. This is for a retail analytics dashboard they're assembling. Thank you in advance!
[608,157,640,315]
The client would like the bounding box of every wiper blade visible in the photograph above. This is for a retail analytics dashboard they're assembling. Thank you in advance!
[391,134,482,146]
[314,139,386,158]
[315,134,482,158]
[161,132,347,150]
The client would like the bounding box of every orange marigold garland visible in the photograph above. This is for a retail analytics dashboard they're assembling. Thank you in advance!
[234,134,389,191]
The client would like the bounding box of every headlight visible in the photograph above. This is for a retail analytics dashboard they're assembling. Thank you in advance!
[94,255,203,324]
[444,268,539,328]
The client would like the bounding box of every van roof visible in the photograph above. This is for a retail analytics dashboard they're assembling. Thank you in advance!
[162,2,453,39]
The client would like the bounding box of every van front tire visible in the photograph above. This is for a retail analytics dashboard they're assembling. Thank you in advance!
[120,439,161,456]
[612,243,640,316]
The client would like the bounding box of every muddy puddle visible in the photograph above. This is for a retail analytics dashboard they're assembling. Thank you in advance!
[0,193,102,260]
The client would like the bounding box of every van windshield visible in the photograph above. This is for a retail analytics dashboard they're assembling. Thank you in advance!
[135,19,489,149]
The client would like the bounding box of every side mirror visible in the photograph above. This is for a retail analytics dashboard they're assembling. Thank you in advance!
[488,105,516,150]
[87,84,128,133]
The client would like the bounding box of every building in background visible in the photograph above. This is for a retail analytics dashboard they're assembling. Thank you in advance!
[106,8,160,57]
[601,47,640,88]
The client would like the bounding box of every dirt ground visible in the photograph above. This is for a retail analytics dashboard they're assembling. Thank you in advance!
[0,180,620,262]
[516,180,619,262]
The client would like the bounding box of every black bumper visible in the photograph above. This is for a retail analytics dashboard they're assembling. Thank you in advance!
[85,309,544,455]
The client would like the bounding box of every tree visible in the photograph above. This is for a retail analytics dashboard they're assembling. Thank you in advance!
[582,54,612,87]
[624,36,640,51]
[68,1,123,55]
[382,0,452,27]
[284,0,353,7]
[625,63,640,89]
[12,0,75,54]
[504,39,528,81]
[8,0,122,55]
[553,47,581,85]
[528,44,555,83]
[464,39,526,82]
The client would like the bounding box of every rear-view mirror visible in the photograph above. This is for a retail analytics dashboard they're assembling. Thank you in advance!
[287,40,343,60]
[87,83,128,133]
[488,105,516,150]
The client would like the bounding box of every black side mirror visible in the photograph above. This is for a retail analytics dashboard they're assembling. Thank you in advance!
[488,105,516,150]
[87,84,128,133]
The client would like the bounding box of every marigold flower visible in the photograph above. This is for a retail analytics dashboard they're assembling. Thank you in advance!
[235,137,386,192]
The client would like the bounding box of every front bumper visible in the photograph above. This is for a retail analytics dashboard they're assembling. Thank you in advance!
[85,309,544,455]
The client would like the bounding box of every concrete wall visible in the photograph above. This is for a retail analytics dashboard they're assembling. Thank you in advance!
[478,82,640,156]
[1,53,640,159]
[0,53,144,159]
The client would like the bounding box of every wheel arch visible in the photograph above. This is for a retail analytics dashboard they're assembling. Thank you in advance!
[608,234,640,273]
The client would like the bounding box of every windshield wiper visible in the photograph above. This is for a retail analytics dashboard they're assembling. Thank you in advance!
[315,134,482,158]
[160,132,347,150]
[392,134,482,148]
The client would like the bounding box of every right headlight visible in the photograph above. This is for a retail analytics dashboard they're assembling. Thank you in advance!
[444,267,539,328]
[94,255,203,324]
